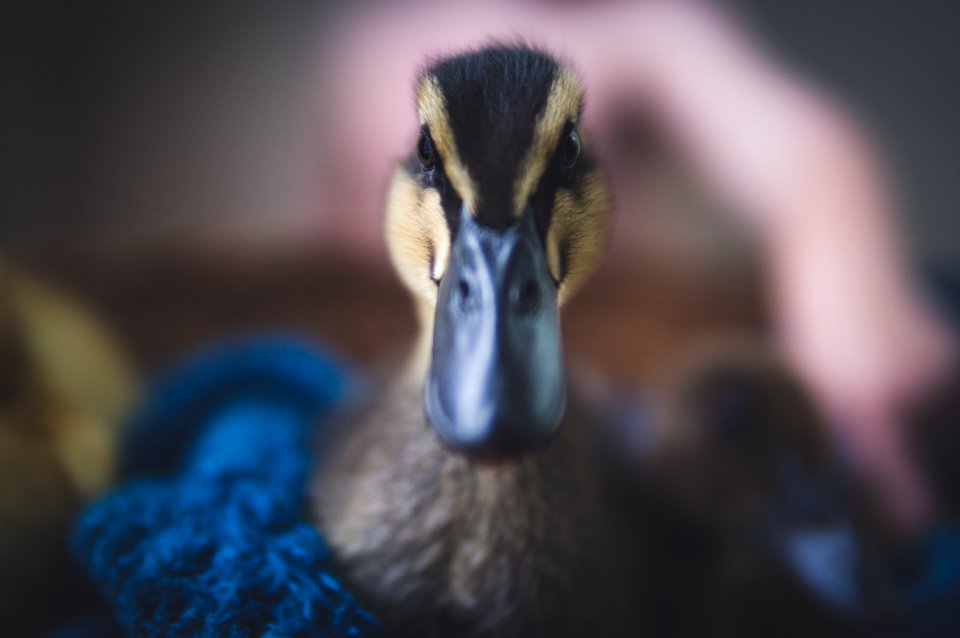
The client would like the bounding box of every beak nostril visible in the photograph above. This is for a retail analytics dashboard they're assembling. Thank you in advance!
[515,279,540,314]
[458,278,473,310]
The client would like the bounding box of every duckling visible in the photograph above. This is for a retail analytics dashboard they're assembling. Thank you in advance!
[0,259,134,631]
[639,343,899,637]
[311,46,638,637]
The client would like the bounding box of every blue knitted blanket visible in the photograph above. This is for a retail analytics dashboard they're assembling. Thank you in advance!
[66,337,378,638]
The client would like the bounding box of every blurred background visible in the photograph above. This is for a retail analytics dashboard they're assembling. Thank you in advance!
[3,0,958,376]
[2,1,959,634]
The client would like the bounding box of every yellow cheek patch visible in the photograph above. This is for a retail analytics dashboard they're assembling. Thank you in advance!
[546,171,610,305]
[384,169,451,305]
[416,74,478,213]
[513,68,582,216]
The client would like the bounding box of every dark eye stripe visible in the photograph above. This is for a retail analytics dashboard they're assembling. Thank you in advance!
[427,239,439,284]
[558,239,571,284]
[417,130,435,169]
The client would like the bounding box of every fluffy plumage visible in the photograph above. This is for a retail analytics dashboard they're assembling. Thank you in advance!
[313,371,638,638]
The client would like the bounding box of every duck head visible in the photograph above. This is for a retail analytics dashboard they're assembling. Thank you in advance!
[385,46,609,460]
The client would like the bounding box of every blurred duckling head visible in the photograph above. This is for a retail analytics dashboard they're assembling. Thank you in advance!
[652,345,891,622]
[385,46,609,460]
[655,346,830,522]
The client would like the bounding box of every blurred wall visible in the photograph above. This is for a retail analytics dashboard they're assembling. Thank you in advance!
[2,1,958,268]
[2,0,332,254]
[732,0,960,272]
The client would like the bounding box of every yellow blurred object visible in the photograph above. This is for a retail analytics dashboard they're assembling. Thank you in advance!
[0,258,135,618]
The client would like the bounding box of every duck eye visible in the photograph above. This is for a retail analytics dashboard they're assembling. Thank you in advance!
[417,132,435,169]
[560,128,580,171]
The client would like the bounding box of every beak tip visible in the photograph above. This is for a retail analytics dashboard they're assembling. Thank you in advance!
[424,378,565,459]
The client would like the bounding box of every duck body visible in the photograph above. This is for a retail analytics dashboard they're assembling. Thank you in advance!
[313,356,640,638]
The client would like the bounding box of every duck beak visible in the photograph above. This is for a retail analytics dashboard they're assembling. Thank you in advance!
[769,465,866,614]
[425,203,565,459]
[768,462,898,621]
